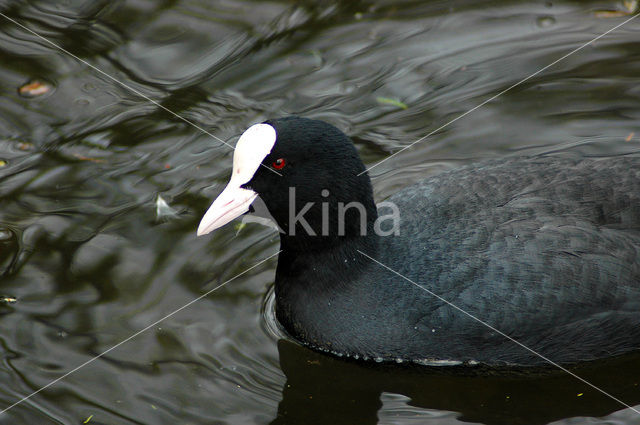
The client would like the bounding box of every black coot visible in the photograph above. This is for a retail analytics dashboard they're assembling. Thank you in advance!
[198,116,640,366]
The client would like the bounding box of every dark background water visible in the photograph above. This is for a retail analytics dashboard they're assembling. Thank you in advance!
[1,0,640,424]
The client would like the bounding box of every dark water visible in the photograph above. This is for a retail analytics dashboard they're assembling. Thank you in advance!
[1,0,640,424]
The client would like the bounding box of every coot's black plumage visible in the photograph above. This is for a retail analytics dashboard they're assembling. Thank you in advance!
[199,116,640,366]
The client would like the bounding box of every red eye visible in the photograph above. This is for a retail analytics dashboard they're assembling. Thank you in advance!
[272,158,286,170]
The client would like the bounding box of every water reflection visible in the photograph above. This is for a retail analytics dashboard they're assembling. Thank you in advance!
[273,340,640,425]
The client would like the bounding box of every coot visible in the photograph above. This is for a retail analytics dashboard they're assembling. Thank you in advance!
[198,117,640,366]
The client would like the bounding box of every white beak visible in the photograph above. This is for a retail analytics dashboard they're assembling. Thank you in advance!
[197,123,277,237]
[196,183,258,236]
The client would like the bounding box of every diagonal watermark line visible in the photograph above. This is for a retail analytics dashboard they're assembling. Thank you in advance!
[0,250,281,416]
[0,12,282,176]
[357,249,640,415]
[359,12,640,176]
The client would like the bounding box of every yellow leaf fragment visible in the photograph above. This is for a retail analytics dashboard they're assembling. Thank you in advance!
[19,80,52,97]
[376,97,408,110]
[594,1,638,17]
[624,0,639,12]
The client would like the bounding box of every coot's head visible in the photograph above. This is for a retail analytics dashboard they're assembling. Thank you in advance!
[197,117,377,250]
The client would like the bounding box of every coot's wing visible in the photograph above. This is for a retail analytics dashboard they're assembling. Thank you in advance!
[384,157,640,363]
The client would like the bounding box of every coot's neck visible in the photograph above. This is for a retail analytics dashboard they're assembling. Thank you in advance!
[278,221,380,273]
[273,187,381,344]
[278,206,379,253]
[267,149,382,345]
[276,192,380,277]
[275,232,379,333]
[273,168,380,255]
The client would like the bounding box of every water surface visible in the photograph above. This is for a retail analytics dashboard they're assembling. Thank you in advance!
[1,0,640,424]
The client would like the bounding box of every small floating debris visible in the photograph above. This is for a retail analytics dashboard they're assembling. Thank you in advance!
[72,153,105,163]
[309,49,323,67]
[625,0,638,12]
[594,0,638,17]
[577,393,584,397]
[234,222,247,235]
[0,229,13,241]
[15,141,34,151]
[82,133,111,150]
[594,10,629,17]
[0,296,17,304]
[83,414,93,423]
[156,195,179,220]
[0,159,7,167]
[536,16,556,28]
[18,79,53,98]
[626,132,635,142]
[376,97,408,110]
